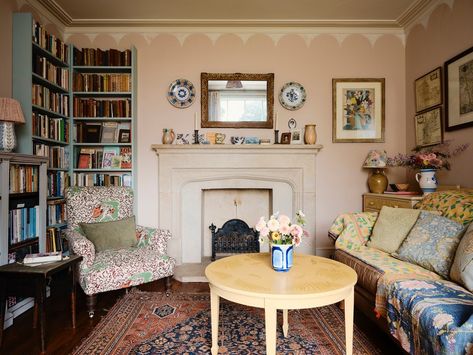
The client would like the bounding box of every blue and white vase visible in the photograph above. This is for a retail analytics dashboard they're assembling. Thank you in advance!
[271,244,293,272]
[415,168,438,195]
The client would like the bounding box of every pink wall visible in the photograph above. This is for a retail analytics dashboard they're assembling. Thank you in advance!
[406,0,473,188]
[68,32,407,254]
[0,0,17,97]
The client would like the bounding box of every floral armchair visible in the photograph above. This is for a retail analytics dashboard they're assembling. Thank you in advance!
[65,186,175,317]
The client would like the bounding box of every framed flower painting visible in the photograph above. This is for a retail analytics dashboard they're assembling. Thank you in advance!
[332,78,385,143]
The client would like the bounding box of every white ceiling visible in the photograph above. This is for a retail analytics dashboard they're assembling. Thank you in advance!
[38,0,432,28]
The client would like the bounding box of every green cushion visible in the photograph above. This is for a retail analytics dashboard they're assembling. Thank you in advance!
[367,206,421,253]
[450,222,473,292]
[80,216,137,252]
[393,211,465,278]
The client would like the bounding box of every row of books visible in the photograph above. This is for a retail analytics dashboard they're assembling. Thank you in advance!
[73,98,132,118]
[32,113,69,143]
[74,122,131,143]
[34,144,70,169]
[77,147,132,170]
[33,55,69,90]
[32,84,70,116]
[32,20,69,63]
[73,47,132,66]
[72,173,132,187]
[8,206,40,245]
[73,73,131,92]
[47,200,67,226]
[9,165,39,194]
[47,171,69,197]
[46,228,69,254]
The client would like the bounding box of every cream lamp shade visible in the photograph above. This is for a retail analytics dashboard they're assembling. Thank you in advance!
[362,150,388,194]
[0,98,25,152]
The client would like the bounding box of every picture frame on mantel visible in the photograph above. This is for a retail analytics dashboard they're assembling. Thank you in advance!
[332,78,385,143]
[414,67,442,113]
[414,107,443,147]
[445,45,473,131]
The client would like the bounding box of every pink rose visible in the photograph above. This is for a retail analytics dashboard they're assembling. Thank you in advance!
[290,225,303,238]
[267,218,280,232]
[279,224,290,235]
[260,226,269,238]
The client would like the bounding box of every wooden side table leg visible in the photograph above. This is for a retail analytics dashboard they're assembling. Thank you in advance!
[71,265,77,328]
[36,277,47,354]
[344,288,354,355]
[210,287,220,355]
[264,306,277,355]
[282,309,289,337]
[0,278,6,347]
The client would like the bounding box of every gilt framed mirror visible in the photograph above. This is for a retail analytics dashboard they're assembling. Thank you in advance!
[201,73,274,128]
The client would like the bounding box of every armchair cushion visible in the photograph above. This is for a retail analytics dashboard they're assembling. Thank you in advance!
[80,216,137,252]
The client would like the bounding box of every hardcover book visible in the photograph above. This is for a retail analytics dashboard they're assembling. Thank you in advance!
[23,251,62,264]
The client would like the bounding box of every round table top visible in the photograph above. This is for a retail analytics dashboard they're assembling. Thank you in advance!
[205,253,357,299]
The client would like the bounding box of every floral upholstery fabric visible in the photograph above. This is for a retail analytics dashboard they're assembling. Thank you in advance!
[65,186,175,296]
[393,212,465,279]
[450,222,473,292]
[329,212,378,251]
[386,279,473,355]
[414,190,473,226]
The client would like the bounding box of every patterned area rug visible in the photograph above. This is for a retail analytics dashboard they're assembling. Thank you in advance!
[73,291,381,354]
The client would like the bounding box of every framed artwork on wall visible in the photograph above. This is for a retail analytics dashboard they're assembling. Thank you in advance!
[332,78,385,143]
[414,107,443,147]
[414,67,442,113]
[445,45,473,131]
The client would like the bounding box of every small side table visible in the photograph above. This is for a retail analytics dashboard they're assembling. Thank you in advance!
[0,255,82,353]
[362,193,423,212]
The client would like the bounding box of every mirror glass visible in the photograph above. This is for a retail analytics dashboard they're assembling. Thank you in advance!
[201,73,274,128]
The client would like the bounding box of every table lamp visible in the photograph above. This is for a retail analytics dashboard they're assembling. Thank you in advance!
[363,150,388,194]
[0,98,25,152]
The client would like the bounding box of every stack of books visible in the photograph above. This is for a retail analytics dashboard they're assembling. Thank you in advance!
[23,251,62,265]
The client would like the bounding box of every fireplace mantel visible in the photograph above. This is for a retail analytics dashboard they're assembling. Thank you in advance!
[151,143,323,266]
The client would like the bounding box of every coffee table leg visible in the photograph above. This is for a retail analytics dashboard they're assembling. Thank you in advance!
[210,287,220,355]
[282,309,288,337]
[265,306,277,355]
[344,288,354,355]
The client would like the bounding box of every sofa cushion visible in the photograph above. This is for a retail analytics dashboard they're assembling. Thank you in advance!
[80,216,137,252]
[414,190,473,226]
[393,212,465,278]
[334,249,383,295]
[385,279,473,355]
[367,207,420,253]
[450,222,473,292]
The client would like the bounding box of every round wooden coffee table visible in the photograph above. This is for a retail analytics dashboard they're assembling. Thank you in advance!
[205,253,357,355]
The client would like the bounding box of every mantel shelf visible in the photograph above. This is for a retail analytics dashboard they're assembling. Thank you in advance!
[152,144,323,154]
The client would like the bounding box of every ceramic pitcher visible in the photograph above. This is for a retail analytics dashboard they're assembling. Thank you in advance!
[415,169,438,194]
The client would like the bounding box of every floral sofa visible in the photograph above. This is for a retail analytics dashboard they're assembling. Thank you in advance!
[65,186,176,317]
[329,190,473,354]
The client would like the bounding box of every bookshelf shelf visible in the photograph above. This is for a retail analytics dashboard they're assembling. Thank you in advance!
[8,237,40,252]
[73,117,132,121]
[32,42,68,67]
[32,72,69,93]
[32,136,69,145]
[32,105,69,120]
[74,168,132,172]
[47,196,65,200]
[73,91,132,97]
[73,65,132,73]
[74,142,132,146]
[9,192,39,200]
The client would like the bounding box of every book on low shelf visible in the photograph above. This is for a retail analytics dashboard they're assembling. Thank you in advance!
[120,147,132,169]
[101,122,118,143]
[9,165,39,193]
[23,251,62,264]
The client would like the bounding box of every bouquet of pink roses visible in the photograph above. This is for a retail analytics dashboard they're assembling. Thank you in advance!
[255,211,307,246]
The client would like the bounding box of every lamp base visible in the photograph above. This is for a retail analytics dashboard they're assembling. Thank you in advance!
[368,169,388,194]
[0,121,16,152]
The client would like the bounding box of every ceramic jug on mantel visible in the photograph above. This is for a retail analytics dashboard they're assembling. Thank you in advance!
[304,124,317,144]
[162,128,175,144]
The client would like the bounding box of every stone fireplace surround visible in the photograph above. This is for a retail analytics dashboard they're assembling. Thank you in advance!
[151,145,323,278]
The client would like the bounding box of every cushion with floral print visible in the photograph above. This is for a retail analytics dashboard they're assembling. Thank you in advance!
[329,212,378,251]
[393,212,465,278]
[450,221,473,292]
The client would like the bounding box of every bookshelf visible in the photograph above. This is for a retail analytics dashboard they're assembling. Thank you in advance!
[0,153,48,329]
[12,13,70,245]
[71,45,137,188]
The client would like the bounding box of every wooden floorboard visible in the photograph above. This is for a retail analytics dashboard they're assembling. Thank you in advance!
[1,275,400,354]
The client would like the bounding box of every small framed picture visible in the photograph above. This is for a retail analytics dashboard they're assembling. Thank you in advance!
[415,107,443,147]
[118,129,131,143]
[415,67,442,113]
[280,132,291,144]
[290,129,302,144]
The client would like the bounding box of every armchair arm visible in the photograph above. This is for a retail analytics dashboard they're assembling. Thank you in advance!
[329,212,378,251]
[64,228,96,268]
[136,225,171,255]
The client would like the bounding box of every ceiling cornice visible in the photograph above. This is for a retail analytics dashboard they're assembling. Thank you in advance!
[29,0,441,33]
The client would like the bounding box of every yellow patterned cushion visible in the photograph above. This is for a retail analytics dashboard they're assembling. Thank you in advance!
[414,190,473,226]
[330,212,378,251]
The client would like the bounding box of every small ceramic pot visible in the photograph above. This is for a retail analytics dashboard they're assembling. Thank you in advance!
[304,124,317,145]
[416,169,438,195]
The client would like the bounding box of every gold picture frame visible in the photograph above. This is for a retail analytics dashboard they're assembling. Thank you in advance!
[414,107,443,147]
[415,67,442,113]
[332,78,385,143]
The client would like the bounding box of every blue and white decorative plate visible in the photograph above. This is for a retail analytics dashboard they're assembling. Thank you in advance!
[279,82,306,111]
[167,79,195,108]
